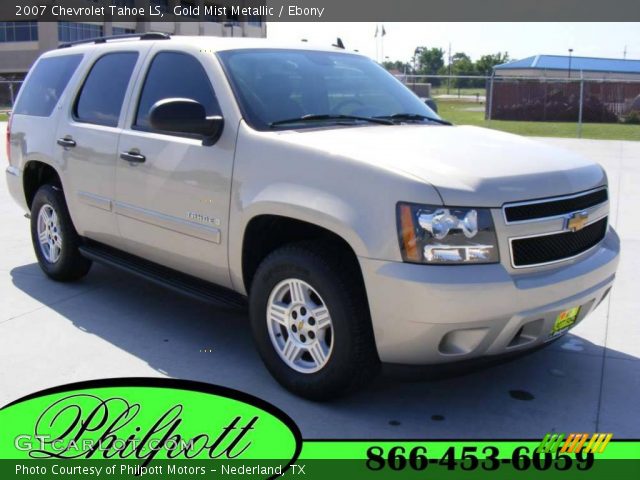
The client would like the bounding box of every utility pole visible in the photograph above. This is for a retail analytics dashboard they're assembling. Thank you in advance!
[623,45,627,59]
[413,47,420,93]
[568,48,573,79]
[447,42,452,94]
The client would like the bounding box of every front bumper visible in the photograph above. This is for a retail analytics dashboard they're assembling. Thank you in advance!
[359,226,620,364]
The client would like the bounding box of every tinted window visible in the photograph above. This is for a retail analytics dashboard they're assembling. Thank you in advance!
[75,52,138,127]
[135,52,219,129]
[218,49,439,131]
[13,54,82,117]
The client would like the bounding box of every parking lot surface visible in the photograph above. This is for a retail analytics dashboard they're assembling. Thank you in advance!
[1,125,638,438]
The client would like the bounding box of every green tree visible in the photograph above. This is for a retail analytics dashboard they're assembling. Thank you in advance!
[415,47,445,75]
[410,47,445,86]
[381,60,413,74]
[475,52,510,75]
[450,52,476,87]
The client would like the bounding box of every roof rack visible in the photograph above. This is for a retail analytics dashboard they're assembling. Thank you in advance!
[58,32,170,49]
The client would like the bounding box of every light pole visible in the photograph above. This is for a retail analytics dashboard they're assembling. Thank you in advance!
[224,22,236,37]
[568,48,573,79]
[413,47,420,92]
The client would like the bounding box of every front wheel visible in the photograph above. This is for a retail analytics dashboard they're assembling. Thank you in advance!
[249,242,379,400]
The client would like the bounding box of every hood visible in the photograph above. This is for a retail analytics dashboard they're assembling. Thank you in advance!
[271,125,606,206]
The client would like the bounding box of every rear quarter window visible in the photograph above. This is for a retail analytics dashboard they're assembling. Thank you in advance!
[13,54,83,117]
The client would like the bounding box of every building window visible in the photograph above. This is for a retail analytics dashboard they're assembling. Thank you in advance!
[150,0,170,13]
[248,15,262,27]
[58,22,104,42]
[0,22,38,43]
[112,27,135,35]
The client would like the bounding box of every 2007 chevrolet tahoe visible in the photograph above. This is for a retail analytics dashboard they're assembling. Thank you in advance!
[5,34,620,399]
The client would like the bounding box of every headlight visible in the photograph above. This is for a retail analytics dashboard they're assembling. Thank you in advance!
[397,203,499,264]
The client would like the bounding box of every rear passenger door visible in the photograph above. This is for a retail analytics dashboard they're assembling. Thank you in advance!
[55,49,146,247]
[114,50,234,287]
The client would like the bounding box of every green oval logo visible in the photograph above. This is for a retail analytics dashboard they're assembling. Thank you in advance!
[0,379,301,478]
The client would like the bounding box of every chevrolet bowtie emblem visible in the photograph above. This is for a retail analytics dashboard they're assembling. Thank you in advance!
[567,211,589,232]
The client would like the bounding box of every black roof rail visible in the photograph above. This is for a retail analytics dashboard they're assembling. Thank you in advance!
[58,32,170,49]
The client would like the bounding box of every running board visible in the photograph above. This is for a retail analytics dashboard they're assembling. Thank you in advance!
[78,241,247,310]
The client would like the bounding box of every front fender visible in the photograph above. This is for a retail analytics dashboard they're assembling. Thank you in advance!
[228,184,369,294]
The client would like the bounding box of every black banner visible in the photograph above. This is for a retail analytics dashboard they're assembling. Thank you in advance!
[1,0,640,22]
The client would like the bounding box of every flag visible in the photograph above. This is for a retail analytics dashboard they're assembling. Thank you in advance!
[381,25,386,36]
[374,25,379,38]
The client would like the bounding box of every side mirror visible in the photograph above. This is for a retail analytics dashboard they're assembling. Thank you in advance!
[149,98,224,145]
[424,98,438,113]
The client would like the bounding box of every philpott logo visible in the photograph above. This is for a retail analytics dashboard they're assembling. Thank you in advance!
[0,378,301,476]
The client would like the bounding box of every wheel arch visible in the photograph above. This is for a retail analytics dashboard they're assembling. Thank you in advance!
[22,160,63,209]
[238,211,367,297]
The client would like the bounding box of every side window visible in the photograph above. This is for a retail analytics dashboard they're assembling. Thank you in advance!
[13,54,83,117]
[135,52,220,130]
[74,52,138,127]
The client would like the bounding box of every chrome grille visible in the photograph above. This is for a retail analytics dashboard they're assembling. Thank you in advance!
[504,187,608,223]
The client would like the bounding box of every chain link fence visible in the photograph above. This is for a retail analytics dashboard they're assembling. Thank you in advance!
[394,74,488,102]
[487,76,640,125]
[396,74,640,136]
[0,81,23,114]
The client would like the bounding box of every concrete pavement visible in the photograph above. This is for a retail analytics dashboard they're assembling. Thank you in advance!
[1,125,638,438]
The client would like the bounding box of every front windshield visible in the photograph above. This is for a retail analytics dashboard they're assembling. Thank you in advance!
[217,48,441,130]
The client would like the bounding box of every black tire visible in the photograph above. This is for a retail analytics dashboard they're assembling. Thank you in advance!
[30,184,92,281]
[249,241,380,400]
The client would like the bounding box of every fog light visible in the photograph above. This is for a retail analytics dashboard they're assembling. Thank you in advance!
[424,245,495,263]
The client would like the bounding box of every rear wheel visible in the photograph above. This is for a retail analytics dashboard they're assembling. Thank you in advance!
[249,242,379,400]
[30,184,92,281]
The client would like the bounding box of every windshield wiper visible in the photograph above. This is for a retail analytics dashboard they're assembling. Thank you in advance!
[269,114,394,128]
[375,113,452,125]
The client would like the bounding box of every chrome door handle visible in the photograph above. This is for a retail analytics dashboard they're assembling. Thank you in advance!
[120,151,146,163]
[57,137,76,148]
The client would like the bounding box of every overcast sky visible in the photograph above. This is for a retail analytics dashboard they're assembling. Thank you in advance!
[267,23,640,63]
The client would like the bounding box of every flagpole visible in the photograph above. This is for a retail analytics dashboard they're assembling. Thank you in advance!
[375,24,379,62]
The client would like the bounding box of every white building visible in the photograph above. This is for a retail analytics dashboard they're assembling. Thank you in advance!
[0,0,266,79]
